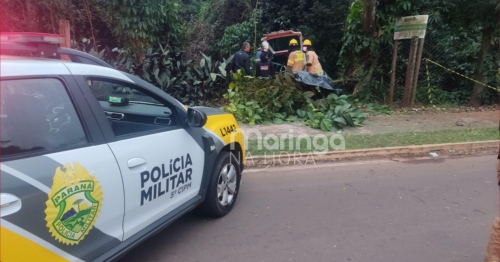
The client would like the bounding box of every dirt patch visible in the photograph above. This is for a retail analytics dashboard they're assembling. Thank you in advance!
[239,110,498,139]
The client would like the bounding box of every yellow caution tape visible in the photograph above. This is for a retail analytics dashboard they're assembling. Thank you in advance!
[424,58,499,92]
[425,59,434,105]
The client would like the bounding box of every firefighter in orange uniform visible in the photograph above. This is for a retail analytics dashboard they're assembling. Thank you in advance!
[303,39,323,76]
[286,39,305,72]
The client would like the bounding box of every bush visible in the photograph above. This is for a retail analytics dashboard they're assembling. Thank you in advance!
[215,21,253,57]
[223,70,305,125]
[90,46,233,106]
[224,70,366,131]
[301,93,366,131]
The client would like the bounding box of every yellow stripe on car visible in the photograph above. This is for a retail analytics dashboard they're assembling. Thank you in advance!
[1,227,68,262]
[204,114,246,164]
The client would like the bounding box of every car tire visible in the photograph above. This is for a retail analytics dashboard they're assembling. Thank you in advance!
[199,151,241,217]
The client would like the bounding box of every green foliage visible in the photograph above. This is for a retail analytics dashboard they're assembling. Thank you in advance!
[415,86,473,105]
[365,103,393,115]
[107,0,186,51]
[1,0,115,49]
[353,74,390,103]
[223,70,304,125]
[261,0,312,30]
[180,0,205,21]
[302,94,366,131]
[100,46,233,106]
[224,71,365,131]
[339,0,392,66]
[338,0,498,106]
[339,0,367,58]
[260,0,350,76]
[215,21,253,56]
[3,0,498,107]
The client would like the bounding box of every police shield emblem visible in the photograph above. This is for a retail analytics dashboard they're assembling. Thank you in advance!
[45,162,103,245]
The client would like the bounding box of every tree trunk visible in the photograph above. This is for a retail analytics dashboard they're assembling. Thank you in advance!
[469,26,494,107]
[354,52,379,94]
[410,38,425,108]
[253,0,258,49]
[401,36,419,107]
[363,0,376,37]
[352,0,377,93]
[364,52,380,83]
[389,40,398,105]
[83,0,98,51]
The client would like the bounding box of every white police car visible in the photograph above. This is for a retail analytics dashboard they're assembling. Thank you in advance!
[0,32,245,262]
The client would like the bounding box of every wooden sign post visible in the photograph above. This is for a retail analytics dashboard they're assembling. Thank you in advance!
[410,38,425,107]
[401,36,419,107]
[59,19,71,61]
[389,15,428,107]
[388,40,398,105]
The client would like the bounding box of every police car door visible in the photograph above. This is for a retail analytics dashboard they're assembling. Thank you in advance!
[80,77,205,240]
[0,76,125,261]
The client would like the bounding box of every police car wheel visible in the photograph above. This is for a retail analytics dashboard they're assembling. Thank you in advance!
[200,151,241,217]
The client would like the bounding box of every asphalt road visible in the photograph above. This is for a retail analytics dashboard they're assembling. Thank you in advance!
[120,155,499,262]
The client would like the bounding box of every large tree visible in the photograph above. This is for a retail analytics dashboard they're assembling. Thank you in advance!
[461,0,498,106]
[338,0,498,105]
[363,0,376,37]
[108,0,185,62]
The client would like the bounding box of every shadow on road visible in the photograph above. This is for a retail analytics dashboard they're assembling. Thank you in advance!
[118,210,215,262]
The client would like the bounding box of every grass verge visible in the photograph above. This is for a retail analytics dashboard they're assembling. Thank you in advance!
[246,127,498,156]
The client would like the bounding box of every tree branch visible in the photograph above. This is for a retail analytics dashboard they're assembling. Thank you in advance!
[83,0,98,51]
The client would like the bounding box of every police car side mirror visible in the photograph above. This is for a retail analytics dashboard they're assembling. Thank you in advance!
[187,108,207,128]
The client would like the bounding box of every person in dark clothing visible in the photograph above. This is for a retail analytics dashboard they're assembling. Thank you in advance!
[255,52,274,79]
[231,42,251,75]
[255,41,270,66]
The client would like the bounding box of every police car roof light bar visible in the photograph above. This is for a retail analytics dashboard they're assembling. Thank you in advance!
[0,32,114,69]
[0,32,65,44]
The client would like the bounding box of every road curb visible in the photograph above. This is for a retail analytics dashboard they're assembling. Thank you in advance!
[245,140,499,166]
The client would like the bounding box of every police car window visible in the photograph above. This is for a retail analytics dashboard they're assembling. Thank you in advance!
[87,79,177,137]
[88,80,163,105]
[1,78,88,157]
